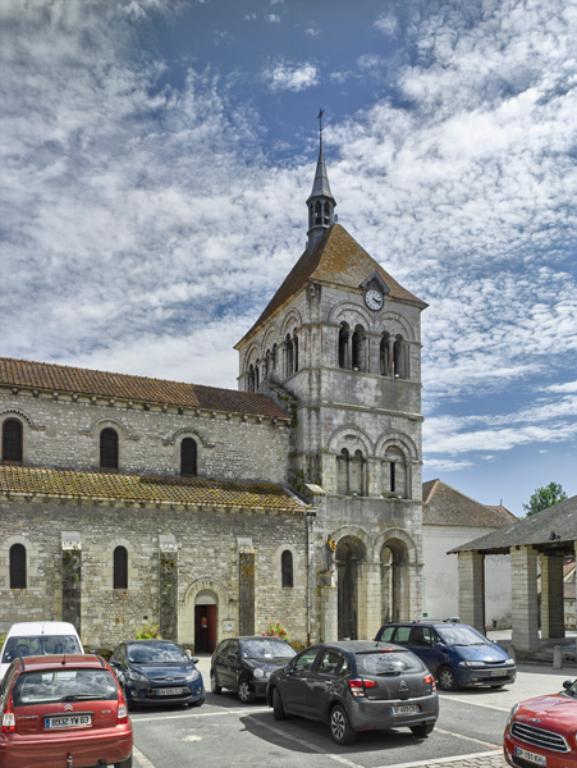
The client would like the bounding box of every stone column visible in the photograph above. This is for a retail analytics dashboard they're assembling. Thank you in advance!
[159,534,178,641]
[540,552,565,640]
[61,531,82,637]
[458,551,485,632]
[365,561,382,639]
[511,545,539,653]
[320,585,338,642]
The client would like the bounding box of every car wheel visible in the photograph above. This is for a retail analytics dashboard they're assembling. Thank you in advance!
[272,688,285,720]
[438,666,457,691]
[114,756,132,768]
[330,704,357,745]
[210,672,222,694]
[411,722,435,739]
[237,679,255,704]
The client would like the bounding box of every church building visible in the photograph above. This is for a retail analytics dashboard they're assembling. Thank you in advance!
[0,129,427,650]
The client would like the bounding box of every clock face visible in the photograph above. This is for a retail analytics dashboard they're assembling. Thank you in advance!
[365,288,384,311]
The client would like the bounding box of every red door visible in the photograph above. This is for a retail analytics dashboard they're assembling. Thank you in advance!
[195,605,218,653]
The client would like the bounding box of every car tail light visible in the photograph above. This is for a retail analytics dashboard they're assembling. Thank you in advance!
[424,674,436,693]
[1,697,16,733]
[116,687,129,724]
[348,678,377,697]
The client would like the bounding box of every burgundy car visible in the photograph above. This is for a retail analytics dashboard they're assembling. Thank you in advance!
[0,654,132,768]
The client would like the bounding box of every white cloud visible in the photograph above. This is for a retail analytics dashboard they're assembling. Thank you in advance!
[267,13,281,24]
[262,61,319,92]
[374,13,399,37]
[305,26,319,38]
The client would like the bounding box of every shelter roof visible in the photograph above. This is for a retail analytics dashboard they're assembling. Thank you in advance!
[449,494,577,554]
[237,224,427,345]
[0,356,288,420]
[0,465,306,513]
[422,479,516,528]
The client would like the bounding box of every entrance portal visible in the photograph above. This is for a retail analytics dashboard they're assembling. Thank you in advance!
[336,536,366,640]
[194,590,218,653]
[381,539,409,622]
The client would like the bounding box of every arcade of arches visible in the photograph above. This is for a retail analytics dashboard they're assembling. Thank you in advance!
[331,533,416,641]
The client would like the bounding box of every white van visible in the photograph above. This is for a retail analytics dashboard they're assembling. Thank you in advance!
[0,621,83,681]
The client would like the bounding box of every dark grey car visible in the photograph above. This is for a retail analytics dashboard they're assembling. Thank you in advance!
[267,641,439,745]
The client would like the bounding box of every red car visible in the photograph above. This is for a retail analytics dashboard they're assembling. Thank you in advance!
[504,680,577,768]
[0,654,132,768]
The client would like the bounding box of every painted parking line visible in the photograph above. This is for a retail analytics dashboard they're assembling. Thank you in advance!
[132,705,270,723]
[134,746,158,768]
[374,749,502,768]
[434,726,499,749]
[438,695,510,713]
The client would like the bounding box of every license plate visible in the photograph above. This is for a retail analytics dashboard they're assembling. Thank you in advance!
[392,704,419,716]
[514,746,546,766]
[155,687,184,696]
[490,669,509,677]
[45,714,92,729]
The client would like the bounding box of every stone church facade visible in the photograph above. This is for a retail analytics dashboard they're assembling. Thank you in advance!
[0,134,426,650]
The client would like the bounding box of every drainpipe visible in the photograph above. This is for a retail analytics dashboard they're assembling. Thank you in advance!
[305,510,316,645]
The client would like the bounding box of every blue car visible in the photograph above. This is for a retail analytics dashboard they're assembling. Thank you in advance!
[374,621,516,691]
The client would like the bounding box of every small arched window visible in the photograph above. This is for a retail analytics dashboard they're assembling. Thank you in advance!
[247,364,255,392]
[350,449,366,496]
[113,545,128,590]
[281,550,294,588]
[337,448,350,495]
[285,334,294,377]
[100,428,119,470]
[272,344,278,370]
[351,325,365,371]
[9,543,26,589]
[338,323,349,369]
[255,365,260,390]
[314,200,322,225]
[322,201,331,225]
[293,333,299,372]
[264,350,271,379]
[2,418,23,463]
[383,446,408,498]
[181,437,198,477]
[393,335,408,379]
[380,332,390,376]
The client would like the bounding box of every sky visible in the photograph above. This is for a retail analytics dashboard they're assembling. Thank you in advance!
[2,0,577,516]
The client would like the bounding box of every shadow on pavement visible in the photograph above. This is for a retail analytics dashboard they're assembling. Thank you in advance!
[240,710,427,756]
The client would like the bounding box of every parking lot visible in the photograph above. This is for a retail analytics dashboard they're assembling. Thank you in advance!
[129,661,574,768]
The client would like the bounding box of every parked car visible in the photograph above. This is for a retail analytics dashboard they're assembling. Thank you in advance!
[504,678,577,767]
[109,640,204,709]
[0,621,84,683]
[211,636,296,703]
[0,653,132,768]
[375,620,516,691]
[267,640,438,745]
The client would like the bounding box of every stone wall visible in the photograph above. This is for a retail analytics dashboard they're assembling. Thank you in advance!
[0,498,308,649]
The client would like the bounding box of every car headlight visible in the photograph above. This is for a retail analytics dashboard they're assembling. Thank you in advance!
[507,704,519,729]
[127,667,148,682]
[185,669,201,683]
[504,659,515,667]
[458,661,484,668]
[253,668,267,679]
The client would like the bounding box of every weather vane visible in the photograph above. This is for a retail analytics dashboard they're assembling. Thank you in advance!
[318,108,324,136]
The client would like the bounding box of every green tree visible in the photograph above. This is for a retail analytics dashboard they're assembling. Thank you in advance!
[523,482,567,517]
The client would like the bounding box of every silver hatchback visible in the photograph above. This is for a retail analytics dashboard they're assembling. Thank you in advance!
[267,640,439,745]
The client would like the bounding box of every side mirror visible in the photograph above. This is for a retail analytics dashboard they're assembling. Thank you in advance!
[191,657,199,665]
[563,680,573,691]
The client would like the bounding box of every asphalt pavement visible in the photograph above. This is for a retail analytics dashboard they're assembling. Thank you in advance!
[129,657,575,768]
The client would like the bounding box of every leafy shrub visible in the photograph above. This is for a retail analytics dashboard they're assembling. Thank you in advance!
[263,622,288,641]
[134,623,161,640]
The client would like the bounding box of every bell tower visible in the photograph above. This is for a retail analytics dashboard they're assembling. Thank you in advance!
[306,109,336,250]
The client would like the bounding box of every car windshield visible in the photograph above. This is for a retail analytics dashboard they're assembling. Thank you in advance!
[436,625,487,646]
[2,635,81,664]
[127,642,188,664]
[240,639,297,659]
[356,650,424,676]
[13,669,118,706]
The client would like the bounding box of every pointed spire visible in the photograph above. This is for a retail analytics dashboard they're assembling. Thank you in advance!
[306,109,337,250]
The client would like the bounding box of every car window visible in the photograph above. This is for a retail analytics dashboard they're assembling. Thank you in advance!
[2,635,81,663]
[13,668,118,706]
[227,641,239,657]
[356,650,424,675]
[215,641,229,657]
[379,626,396,642]
[435,624,487,646]
[127,642,188,664]
[294,648,319,673]
[317,650,350,677]
[409,626,434,647]
[240,639,296,659]
[393,627,411,643]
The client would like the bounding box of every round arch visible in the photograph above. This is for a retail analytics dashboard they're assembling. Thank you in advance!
[328,301,372,329]
[327,426,374,457]
[375,432,419,462]
[180,578,229,652]
[380,311,416,342]
[280,309,303,338]
[335,535,368,641]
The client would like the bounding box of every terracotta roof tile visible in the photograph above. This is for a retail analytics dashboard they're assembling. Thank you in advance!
[0,357,288,420]
[237,224,427,345]
[0,465,306,512]
[423,479,517,528]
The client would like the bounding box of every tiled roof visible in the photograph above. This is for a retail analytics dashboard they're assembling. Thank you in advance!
[450,493,577,554]
[0,357,288,420]
[238,224,427,345]
[0,465,306,513]
[422,479,517,528]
